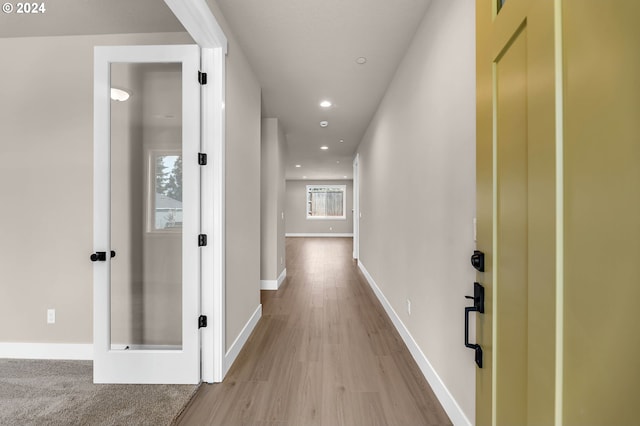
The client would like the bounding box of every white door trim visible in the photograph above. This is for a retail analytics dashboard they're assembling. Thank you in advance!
[353,154,360,260]
[164,0,227,383]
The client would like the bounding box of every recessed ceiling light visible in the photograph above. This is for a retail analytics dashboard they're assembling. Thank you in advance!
[336,161,340,164]
[343,176,348,179]
[110,88,130,102]
[303,176,307,179]
[320,100,332,108]
[320,146,329,150]
[320,121,329,128]
[339,139,344,143]
[356,57,367,65]
[295,164,301,168]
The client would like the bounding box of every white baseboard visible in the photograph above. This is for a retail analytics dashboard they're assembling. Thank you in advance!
[278,268,287,288]
[261,268,287,290]
[224,304,262,376]
[358,262,471,426]
[0,343,93,360]
[285,233,353,238]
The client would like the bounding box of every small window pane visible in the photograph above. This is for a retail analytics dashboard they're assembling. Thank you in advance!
[154,154,182,230]
[306,185,346,219]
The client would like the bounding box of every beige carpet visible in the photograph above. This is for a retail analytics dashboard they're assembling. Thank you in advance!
[0,359,199,426]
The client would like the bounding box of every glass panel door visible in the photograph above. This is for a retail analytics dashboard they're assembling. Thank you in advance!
[110,63,183,351]
[93,45,200,384]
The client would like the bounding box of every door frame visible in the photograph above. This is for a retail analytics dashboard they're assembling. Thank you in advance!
[353,154,360,260]
[91,0,228,384]
[164,0,228,383]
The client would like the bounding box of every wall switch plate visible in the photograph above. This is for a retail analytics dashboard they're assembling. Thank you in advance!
[473,217,478,242]
[47,309,55,324]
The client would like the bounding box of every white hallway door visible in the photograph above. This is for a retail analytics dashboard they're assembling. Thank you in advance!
[93,45,201,384]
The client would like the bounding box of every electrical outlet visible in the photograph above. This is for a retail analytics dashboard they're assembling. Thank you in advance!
[47,309,55,324]
[407,299,411,316]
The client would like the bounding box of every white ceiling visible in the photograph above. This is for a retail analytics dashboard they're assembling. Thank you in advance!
[216,0,432,180]
[1,0,432,180]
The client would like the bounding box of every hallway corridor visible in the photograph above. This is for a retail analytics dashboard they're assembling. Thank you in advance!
[177,237,451,425]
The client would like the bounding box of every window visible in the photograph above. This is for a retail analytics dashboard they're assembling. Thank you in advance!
[306,185,346,219]
[148,150,183,232]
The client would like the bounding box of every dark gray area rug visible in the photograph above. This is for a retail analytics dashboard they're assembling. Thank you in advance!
[0,359,199,426]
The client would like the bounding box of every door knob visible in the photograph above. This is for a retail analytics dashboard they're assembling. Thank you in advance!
[90,252,106,262]
[90,251,116,262]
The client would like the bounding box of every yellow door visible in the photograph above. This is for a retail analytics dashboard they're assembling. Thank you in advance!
[563,2,640,425]
[476,0,557,424]
[478,1,640,425]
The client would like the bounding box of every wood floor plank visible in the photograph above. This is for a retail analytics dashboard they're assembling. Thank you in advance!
[175,237,452,426]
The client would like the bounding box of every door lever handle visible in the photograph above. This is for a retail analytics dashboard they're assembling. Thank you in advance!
[465,282,485,368]
[90,251,116,262]
[90,252,106,262]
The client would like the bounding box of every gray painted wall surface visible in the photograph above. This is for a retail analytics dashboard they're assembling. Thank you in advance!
[206,0,262,351]
[285,180,353,235]
[276,123,286,279]
[261,118,287,281]
[356,0,476,421]
[0,32,193,344]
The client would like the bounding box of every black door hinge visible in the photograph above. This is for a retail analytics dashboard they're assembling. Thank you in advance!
[198,71,207,85]
[198,153,207,165]
[198,234,208,247]
[198,315,207,328]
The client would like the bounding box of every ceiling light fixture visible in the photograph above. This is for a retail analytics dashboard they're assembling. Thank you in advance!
[110,88,130,102]
[320,120,329,128]
[356,57,367,65]
[339,139,344,143]
[295,164,301,168]
[320,146,329,150]
[320,100,332,108]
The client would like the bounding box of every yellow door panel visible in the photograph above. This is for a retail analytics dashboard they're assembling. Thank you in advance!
[563,1,640,424]
[495,25,528,426]
[477,1,557,425]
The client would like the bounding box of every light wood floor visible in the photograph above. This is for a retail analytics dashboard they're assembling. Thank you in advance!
[176,237,451,426]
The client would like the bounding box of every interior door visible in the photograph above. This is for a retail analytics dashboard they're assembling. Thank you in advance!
[476,1,557,424]
[93,45,201,384]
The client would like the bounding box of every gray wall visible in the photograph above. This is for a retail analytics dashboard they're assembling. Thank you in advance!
[285,180,353,235]
[0,32,193,344]
[261,118,287,281]
[355,0,476,421]
[206,0,262,351]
